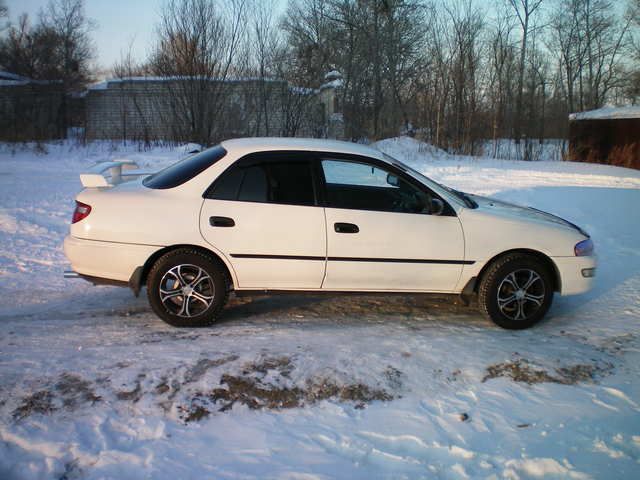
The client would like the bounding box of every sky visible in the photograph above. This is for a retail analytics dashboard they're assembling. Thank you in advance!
[5,0,285,72]
[6,0,632,74]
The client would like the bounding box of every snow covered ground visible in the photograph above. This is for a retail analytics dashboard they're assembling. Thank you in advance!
[1,137,639,479]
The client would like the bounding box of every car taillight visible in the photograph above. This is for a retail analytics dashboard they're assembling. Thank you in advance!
[72,201,92,224]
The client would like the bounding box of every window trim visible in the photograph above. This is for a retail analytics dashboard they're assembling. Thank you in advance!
[203,149,455,216]
[314,153,456,216]
[203,151,320,207]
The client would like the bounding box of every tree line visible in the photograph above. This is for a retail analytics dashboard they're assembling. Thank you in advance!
[1,0,638,154]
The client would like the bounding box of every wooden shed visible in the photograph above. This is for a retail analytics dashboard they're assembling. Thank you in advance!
[568,107,640,169]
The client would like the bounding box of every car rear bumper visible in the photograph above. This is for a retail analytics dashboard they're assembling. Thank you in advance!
[553,255,596,296]
[63,235,160,283]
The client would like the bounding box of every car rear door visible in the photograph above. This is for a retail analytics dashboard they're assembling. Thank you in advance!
[319,156,466,292]
[200,152,326,289]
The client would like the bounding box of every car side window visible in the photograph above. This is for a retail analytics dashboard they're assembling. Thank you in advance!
[267,161,315,205]
[321,158,433,214]
[238,166,268,202]
[207,158,316,206]
[209,167,243,200]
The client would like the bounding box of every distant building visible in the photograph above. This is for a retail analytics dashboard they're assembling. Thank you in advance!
[84,73,344,143]
[0,71,65,141]
[568,107,640,170]
[0,71,345,143]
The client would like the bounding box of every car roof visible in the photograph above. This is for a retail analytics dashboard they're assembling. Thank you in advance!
[219,137,386,161]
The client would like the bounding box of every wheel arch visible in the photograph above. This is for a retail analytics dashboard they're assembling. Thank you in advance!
[473,248,561,293]
[140,244,235,290]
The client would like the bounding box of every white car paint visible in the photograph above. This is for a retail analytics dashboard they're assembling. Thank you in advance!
[199,200,327,289]
[322,208,465,291]
[64,137,595,298]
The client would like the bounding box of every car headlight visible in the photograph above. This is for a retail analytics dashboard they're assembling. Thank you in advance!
[574,238,594,256]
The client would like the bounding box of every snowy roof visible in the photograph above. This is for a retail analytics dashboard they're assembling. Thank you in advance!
[324,70,342,80]
[0,79,61,87]
[88,76,288,91]
[0,71,30,81]
[0,71,62,87]
[569,106,640,121]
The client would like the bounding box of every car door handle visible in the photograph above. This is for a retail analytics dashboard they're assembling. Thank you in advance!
[334,222,359,234]
[210,216,235,227]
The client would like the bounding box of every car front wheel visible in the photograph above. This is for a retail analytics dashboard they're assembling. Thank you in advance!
[147,248,229,327]
[478,253,554,329]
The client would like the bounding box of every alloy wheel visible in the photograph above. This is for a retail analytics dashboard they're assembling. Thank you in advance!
[496,269,545,321]
[159,264,215,317]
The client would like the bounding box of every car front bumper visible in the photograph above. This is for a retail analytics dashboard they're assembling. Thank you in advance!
[552,255,597,296]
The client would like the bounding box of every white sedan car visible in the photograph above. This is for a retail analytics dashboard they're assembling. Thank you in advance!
[64,138,595,329]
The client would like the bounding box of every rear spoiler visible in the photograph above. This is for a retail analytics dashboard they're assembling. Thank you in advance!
[80,160,153,188]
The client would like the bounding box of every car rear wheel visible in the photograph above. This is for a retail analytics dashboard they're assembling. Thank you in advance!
[147,249,229,327]
[478,253,554,329]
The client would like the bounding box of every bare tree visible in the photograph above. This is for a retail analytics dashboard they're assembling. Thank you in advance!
[150,0,247,145]
[112,42,154,144]
[0,0,94,87]
[282,0,427,140]
[0,0,8,33]
[39,0,95,90]
[246,0,282,135]
[631,0,640,57]
[549,0,631,112]
[507,0,544,144]
[0,1,94,138]
[486,15,517,155]
[625,0,640,102]
[548,0,583,113]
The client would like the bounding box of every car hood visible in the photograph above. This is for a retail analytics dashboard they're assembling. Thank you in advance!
[469,194,588,237]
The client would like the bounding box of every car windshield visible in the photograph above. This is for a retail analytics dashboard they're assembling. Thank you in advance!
[143,145,227,190]
[382,152,477,209]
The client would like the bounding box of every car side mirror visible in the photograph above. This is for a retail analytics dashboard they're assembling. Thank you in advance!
[386,173,399,187]
[430,198,445,216]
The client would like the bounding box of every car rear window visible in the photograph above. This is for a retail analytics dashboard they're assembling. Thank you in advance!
[143,145,227,189]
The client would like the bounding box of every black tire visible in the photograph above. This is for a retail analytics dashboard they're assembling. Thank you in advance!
[146,248,229,327]
[478,253,554,329]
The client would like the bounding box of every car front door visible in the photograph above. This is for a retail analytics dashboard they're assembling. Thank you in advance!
[320,156,466,292]
[200,152,326,289]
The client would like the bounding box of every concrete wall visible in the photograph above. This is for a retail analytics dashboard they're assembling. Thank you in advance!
[85,77,334,143]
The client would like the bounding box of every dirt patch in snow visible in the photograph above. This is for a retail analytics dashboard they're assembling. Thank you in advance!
[181,376,394,422]
[10,354,397,423]
[115,373,145,402]
[55,373,101,408]
[12,390,56,420]
[597,333,637,355]
[179,356,395,422]
[184,355,239,383]
[13,373,101,420]
[482,358,613,385]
